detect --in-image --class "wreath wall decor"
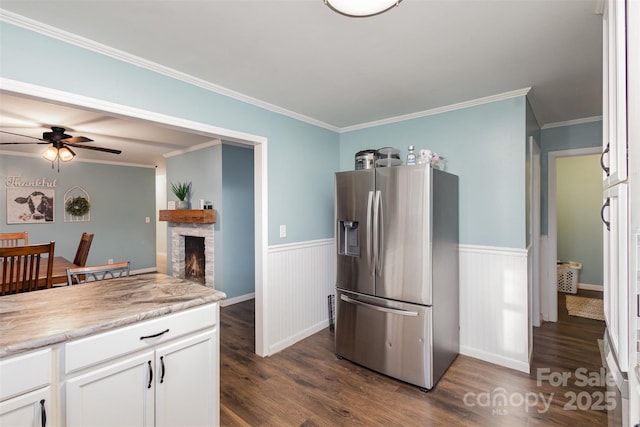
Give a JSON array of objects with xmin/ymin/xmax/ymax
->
[
  {"xmin": 64, "ymin": 186, "xmax": 91, "ymax": 222},
  {"xmin": 65, "ymin": 196, "xmax": 91, "ymax": 217}
]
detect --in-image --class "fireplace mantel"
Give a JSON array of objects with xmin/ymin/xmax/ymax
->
[{"xmin": 159, "ymin": 209, "xmax": 216, "ymax": 224}]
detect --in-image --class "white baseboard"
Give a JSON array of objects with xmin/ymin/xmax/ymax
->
[
  {"xmin": 577, "ymin": 283, "xmax": 604, "ymax": 292},
  {"xmin": 269, "ymin": 319, "xmax": 329, "ymax": 355},
  {"xmin": 220, "ymin": 293, "xmax": 255, "ymax": 307},
  {"xmin": 461, "ymin": 345, "xmax": 530, "ymax": 373}
]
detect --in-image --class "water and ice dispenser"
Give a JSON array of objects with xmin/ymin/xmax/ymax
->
[{"xmin": 338, "ymin": 220, "xmax": 359, "ymax": 256}]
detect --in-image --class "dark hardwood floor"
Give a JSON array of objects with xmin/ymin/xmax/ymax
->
[{"xmin": 220, "ymin": 290, "xmax": 606, "ymax": 426}]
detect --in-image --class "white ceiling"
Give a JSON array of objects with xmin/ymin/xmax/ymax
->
[{"xmin": 0, "ymin": 0, "xmax": 603, "ymax": 165}]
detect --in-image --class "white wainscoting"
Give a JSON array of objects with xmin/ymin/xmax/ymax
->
[
  {"xmin": 266, "ymin": 238, "xmax": 335, "ymax": 355},
  {"xmin": 264, "ymin": 240, "xmax": 531, "ymax": 373},
  {"xmin": 459, "ymin": 244, "xmax": 530, "ymax": 373}
]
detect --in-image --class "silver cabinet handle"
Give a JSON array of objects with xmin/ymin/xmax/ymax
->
[{"xmin": 340, "ymin": 294, "xmax": 418, "ymax": 317}]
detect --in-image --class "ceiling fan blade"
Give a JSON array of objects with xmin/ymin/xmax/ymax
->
[
  {"xmin": 0, "ymin": 130, "xmax": 46, "ymax": 141},
  {"xmin": 62, "ymin": 136, "xmax": 93, "ymax": 144},
  {"xmin": 70, "ymin": 144, "xmax": 122, "ymax": 154},
  {"xmin": 0, "ymin": 141, "xmax": 48, "ymax": 145}
]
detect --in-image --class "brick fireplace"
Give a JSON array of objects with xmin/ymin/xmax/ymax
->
[
  {"xmin": 160, "ymin": 209, "xmax": 216, "ymax": 288},
  {"xmin": 170, "ymin": 223, "xmax": 214, "ymax": 287}
]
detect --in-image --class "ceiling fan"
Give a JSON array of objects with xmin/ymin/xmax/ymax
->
[{"xmin": 0, "ymin": 126, "xmax": 122, "ymax": 170}]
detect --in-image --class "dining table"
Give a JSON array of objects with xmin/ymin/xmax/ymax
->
[
  {"xmin": 48, "ymin": 256, "xmax": 81, "ymax": 286},
  {"xmin": 1, "ymin": 256, "xmax": 80, "ymax": 288}
]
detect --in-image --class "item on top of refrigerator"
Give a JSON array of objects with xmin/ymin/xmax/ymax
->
[
  {"xmin": 406, "ymin": 145, "xmax": 417, "ymax": 165},
  {"xmin": 418, "ymin": 149, "xmax": 432, "ymax": 165},
  {"xmin": 355, "ymin": 149, "xmax": 379, "ymax": 170},
  {"xmin": 417, "ymin": 149, "xmax": 446, "ymax": 170},
  {"xmin": 375, "ymin": 147, "xmax": 402, "ymax": 167}
]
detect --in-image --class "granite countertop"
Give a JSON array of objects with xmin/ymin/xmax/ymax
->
[{"xmin": 0, "ymin": 273, "xmax": 226, "ymax": 358}]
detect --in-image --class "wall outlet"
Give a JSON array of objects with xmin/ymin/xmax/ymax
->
[
  {"xmin": 108, "ymin": 259, "xmax": 114, "ymax": 264},
  {"xmin": 145, "ymin": 216, "xmax": 150, "ymax": 223},
  {"xmin": 279, "ymin": 225, "xmax": 287, "ymax": 238}
]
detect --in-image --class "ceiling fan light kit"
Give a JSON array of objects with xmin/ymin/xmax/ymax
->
[
  {"xmin": 42, "ymin": 144, "xmax": 75, "ymax": 162},
  {"xmin": 324, "ymin": 0, "xmax": 402, "ymax": 17},
  {"xmin": 1, "ymin": 126, "xmax": 122, "ymax": 171}
]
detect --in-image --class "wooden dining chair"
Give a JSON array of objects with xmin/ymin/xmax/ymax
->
[
  {"xmin": 0, "ymin": 231, "xmax": 29, "ymax": 248},
  {"xmin": 0, "ymin": 241, "xmax": 55, "ymax": 295},
  {"xmin": 73, "ymin": 232, "xmax": 94, "ymax": 267},
  {"xmin": 66, "ymin": 261, "xmax": 130, "ymax": 285}
]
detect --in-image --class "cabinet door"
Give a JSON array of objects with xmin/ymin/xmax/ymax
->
[
  {"xmin": 155, "ymin": 329, "xmax": 218, "ymax": 427},
  {"xmin": 0, "ymin": 387, "xmax": 50, "ymax": 427},
  {"xmin": 66, "ymin": 351, "xmax": 154, "ymax": 427},
  {"xmin": 603, "ymin": 183, "xmax": 629, "ymax": 371},
  {"xmin": 602, "ymin": 0, "xmax": 628, "ymax": 186}
]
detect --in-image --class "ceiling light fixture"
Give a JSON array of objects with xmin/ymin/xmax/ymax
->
[
  {"xmin": 42, "ymin": 142, "xmax": 76, "ymax": 171},
  {"xmin": 324, "ymin": 0, "xmax": 402, "ymax": 17}
]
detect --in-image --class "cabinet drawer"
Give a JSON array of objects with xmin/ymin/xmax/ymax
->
[
  {"xmin": 65, "ymin": 303, "xmax": 218, "ymax": 374},
  {"xmin": 0, "ymin": 348, "xmax": 52, "ymax": 401}
]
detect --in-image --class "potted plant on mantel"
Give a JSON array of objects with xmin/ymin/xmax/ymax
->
[{"xmin": 171, "ymin": 181, "xmax": 192, "ymax": 209}]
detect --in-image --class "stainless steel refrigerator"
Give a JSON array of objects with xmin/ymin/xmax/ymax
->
[{"xmin": 334, "ymin": 163, "xmax": 459, "ymax": 390}]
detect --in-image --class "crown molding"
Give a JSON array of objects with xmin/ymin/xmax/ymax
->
[
  {"xmin": 341, "ymin": 88, "xmax": 532, "ymax": 133},
  {"xmin": 541, "ymin": 116, "xmax": 602, "ymax": 130},
  {"xmin": 0, "ymin": 9, "xmax": 340, "ymax": 133}
]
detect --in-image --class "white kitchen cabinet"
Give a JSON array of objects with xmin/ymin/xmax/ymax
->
[
  {"xmin": 0, "ymin": 387, "xmax": 51, "ymax": 427},
  {"xmin": 602, "ymin": 0, "xmax": 627, "ymax": 187},
  {"xmin": 0, "ymin": 348, "xmax": 52, "ymax": 427},
  {"xmin": 64, "ymin": 303, "xmax": 219, "ymax": 427},
  {"xmin": 66, "ymin": 352, "xmax": 155, "ymax": 427},
  {"xmin": 603, "ymin": 182, "xmax": 629, "ymax": 371},
  {"xmin": 155, "ymin": 330, "xmax": 218, "ymax": 427}
]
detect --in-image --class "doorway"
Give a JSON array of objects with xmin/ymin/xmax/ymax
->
[
  {"xmin": 545, "ymin": 147, "xmax": 602, "ymax": 322},
  {"xmin": 0, "ymin": 78, "xmax": 270, "ymax": 356}
]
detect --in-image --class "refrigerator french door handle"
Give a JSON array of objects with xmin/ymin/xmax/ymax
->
[
  {"xmin": 340, "ymin": 294, "xmax": 419, "ymax": 317},
  {"xmin": 366, "ymin": 191, "xmax": 374, "ymax": 276},
  {"xmin": 373, "ymin": 190, "xmax": 381, "ymax": 276},
  {"xmin": 375, "ymin": 190, "xmax": 383, "ymax": 277}
]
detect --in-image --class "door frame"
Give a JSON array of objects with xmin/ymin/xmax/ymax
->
[
  {"xmin": 544, "ymin": 146, "xmax": 601, "ymax": 322},
  {"xmin": 0, "ymin": 77, "xmax": 270, "ymax": 356},
  {"xmin": 529, "ymin": 137, "xmax": 542, "ymax": 327}
]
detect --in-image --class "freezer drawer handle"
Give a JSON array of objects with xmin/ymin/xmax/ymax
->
[{"xmin": 340, "ymin": 294, "xmax": 419, "ymax": 317}]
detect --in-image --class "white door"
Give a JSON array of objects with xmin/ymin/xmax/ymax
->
[
  {"xmin": 0, "ymin": 387, "xmax": 50, "ymax": 427},
  {"xmin": 66, "ymin": 351, "xmax": 154, "ymax": 427},
  {"xmin": 155, "ymin": 329, "xmax": 218, "ymax": 427}
]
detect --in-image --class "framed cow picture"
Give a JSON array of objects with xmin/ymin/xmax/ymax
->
[{"xmin": 6, "ymin": 188, "xmax": 55, "ymax": 224}]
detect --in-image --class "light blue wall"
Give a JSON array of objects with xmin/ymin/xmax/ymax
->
[
  {"xmin": 556, "ymin": 154, "xmax": 603, "ymax": 286},
  {"xmin": 166, "ymin": 144, "xmax": 255, "ymax": 298},
  {"xmin": 0, "ymin": 155, "xmax": 156, "ymax": 269},
  {"xmin": 222, "ymin": 144, "xmax": 255, "ymax": 298},
  {"xmin": 0, "ymin": 22, "xmax": 340, "ymax": 246},
  {"xmin": 339, "ymin": 97, "xmax": 528, "ymax": 248},
  {"xmin": 539, "ymin": 120, "xmax": 602, "ymax": 234}
]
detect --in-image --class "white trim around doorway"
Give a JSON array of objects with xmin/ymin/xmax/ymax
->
[
  {"xmin": 545, "ymin": 146, "xmax": 602, "ymax": 322},
  {"xmin": 0, "ymin": 77, "xmax": 270, "ymax": 356}
]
